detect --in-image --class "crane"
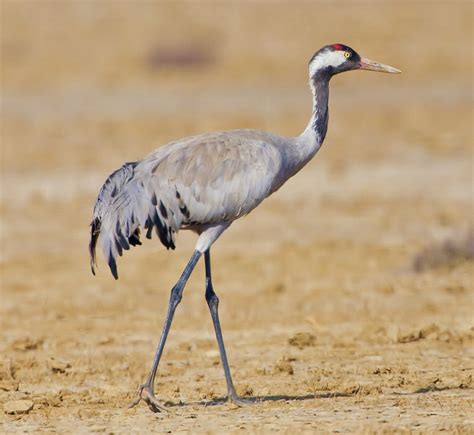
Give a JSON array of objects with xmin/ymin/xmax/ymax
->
[{"xmin": 89, "ymin": 44, "xmax": 400, "ymax": 413}]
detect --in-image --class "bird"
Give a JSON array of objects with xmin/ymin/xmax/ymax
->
[{"xmin": 89, "ymin": 43, "xmax": 400, "ymax": 413}]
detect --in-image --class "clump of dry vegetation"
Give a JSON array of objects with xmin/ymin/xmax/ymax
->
[
  {"xmin": 288, "ymin": 332, "xmax": 316, "ymax": 349},
  {"xmin": 412, "ymin": 230, "xmax": 474, "ymax": 272}
]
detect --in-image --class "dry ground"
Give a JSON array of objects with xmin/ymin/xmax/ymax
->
[{"xmin": 1, "ymin": 1, "xmax": 473, "ymax": 433}]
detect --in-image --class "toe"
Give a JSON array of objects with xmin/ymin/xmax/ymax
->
[
  {"xmin": 129, "ymin": 384, "xmax": 168, "ymax": 413},
  {"xmin": 229, "ymin": 395, "xmax": 254, "ymax": 406}
]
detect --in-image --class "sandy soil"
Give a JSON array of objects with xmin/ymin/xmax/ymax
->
[{"xmin": 1, "ymin": 1, "xmax": 473, "ymax": 433}]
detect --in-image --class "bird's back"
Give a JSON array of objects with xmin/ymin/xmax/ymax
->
[{"xmin": 138, "ymin": 129, "xmax": 288, "ymax": 225}]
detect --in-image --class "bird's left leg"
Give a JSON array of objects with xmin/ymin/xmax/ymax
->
[
  {"xmin": 204, "ymin": 249, "xmax": 252, "ymax": 406},
  {"xmin": 129, "ymin": 250, "xmax": 202, "ymax": 413}
]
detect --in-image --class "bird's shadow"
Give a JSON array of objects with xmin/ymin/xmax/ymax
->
[
  {"xmin": 167, "ymin": 391, "xmax": 352, "ymax": 409},
  {"xmin": 397, "ymin": 384, "xmax": 461, "ymax": 395},
  {"xmin": 164, "ymin": 383, "xmax": 463, "ymax": 409}
]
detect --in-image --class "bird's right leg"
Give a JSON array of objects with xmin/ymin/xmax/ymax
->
[
  {"xmin": 204, "ymin": 250, "xmax": 252, "ymax": 406},
  {"xmin": 129, "ymin": 250, "xmax": 201, "ymax": 413}
]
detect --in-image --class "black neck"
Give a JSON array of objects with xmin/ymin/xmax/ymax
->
[{"xmin": 310, "ymin": 74, "xmax": 330, "ymax": 143}]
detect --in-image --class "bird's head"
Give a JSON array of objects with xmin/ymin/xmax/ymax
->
[{"xmin": 309, "ymin": 44, "xmax": 401, "ymax": 79}]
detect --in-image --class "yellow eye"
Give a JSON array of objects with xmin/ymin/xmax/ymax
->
[{"xmin": 344, "ymin": 51, "xmax": 352, "ymax": 59}]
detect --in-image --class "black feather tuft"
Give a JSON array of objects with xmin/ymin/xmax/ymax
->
[
  {"xmin": 115, "ymin": 221, "xmax": 130, "ymax": 250},
  {"xmin": 108, "ymin": 248, "xmax": 118, "ymax": 280},
  {"xmin": 153, "ymin": 209, "xmax": 170, "ymax": 248},
  {"xmin": 89, "ymin": 218, "xmax": 101, "ymax": 275},
  {"xmin": 115, "ymin": 238, "xmax": 123, "ymax": 257},
  {"xmin": 159, "ymin": 200, "xmax": 168, "ymax": 219},
  {"xmin": 145, "ymin": 218, "xmax": 153, "ymax": 239},
  {"xmin": 129, "ymin": 229, "xmax": 142, "ymax": 246}
]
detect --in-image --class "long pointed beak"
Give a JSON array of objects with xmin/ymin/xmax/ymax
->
[{"xmin": 359, "ymin": 57, "xmax": 401, "ymax": 74}]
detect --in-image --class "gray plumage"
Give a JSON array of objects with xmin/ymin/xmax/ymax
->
[{"xmin": 90, "ymin": 129, "xmax": 316, "ymax": 279}]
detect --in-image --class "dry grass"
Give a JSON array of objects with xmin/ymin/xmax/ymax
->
[{"xmin": 412, "ymin": 230, "xmax": 474, "ymax": 272}]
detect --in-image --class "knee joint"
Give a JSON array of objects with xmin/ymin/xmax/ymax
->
[
  {"xmin": 170, "ymin": 285, "xmax": 183, "ymax": 307},
  {"xmin": 205, "ymin": 286, "xmax": 219, "ymax": 307}
]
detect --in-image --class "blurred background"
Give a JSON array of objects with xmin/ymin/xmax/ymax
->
[{"xmin": 1, "ymin": 1, "xmax": 472, "ymax": 432}]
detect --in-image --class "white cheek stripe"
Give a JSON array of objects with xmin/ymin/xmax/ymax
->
[{"xmin": 309, "ymin": 51, "xmax": 346, "ymax": 77}]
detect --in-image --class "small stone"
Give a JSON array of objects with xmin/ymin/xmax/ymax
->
[
  {"xmin": 47, "ymin": 358, "xmax": 71, "ymax": 373},
  {"xmin": 204, "ymin": 349, "xmax": 219, "ymax": 358},
  {"xmin": 288, "ymin": 332, "xmax": 316, "ymax": 349},
  {"xmin": 239, "ymin": 384, "xmax": 254, "ymax": 395},
  {"xmin": 0, "ymin": 380, "xmax": 19, "ymax": 391},
  {"xmin": 11, "ymin": 337, "xmax": 43, "ymax": 351},
  {"xmin": 3, "ymin": 399, "xmax": 34, "ymax": 415},
  {"xmin": 274, "ymin": 359, "xmax": 294, "ymax": 375}
]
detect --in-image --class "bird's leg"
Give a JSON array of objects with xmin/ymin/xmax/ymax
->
[
  {"xmin": 129, "ymin": 250, "xmax": 202, "ymax": 413},
  {"xmin": 204, "ymin": 250, "xmax": 251, "ymax": 406}
]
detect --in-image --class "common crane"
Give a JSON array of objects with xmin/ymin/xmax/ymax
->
[{"xmin": 89, "ymin": 43, "xmax": 400, "ymax": 412}]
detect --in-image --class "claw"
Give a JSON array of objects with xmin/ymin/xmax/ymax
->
[
  {"xmin": 128, "ymin": 384, "xmax": 169, "ymax": 413},
  {"xmin": 229, "ymin": 394, "xmax": 254, "ymax": 407}
]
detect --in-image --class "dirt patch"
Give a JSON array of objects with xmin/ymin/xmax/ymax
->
[
  {"xmin": 288, "ymin": 332, "xmax": 316, "ymax": 349},
  {"xmin": 412, "ymin": 230, "xmax": 474, "ymax": 272}
]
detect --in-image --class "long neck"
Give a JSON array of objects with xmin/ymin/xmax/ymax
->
[
  {"xmin": 279, "ymin": 72, "xmax": 331, "ymax": 181},
  {"xmin": 303, "ymin": 74, "xmax": 330, "ymax": 145}
]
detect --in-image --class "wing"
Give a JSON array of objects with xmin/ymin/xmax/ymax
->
[{"xmin": 138, "ymin": 129, "xmax": 284, "ymax": 225}]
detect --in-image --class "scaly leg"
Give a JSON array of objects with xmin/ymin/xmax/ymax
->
[
  {"xmin": 129, "ymin": 250, "xmax": 202, "ymax": 412},
  {"xmin": 204, "ymin": 250, "xmax": 251, "ymax": 406}
]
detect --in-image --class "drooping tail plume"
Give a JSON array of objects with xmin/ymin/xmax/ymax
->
[{"xmin": 89, "ymin": 161, "xmax": 179, "ymax": 279}]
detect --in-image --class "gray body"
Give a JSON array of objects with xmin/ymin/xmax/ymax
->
[{"xmin": 91, "ymin": 126, "xmax": 322, "ymax": 278}]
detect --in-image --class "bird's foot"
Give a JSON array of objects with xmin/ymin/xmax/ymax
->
[
  {"xmin": 128, "ymin": 384, "xmax": 168, "ymax": 413},
  {"xmin": 228, "ymin": 393, "xmax": 255, "ymax": 407}
]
